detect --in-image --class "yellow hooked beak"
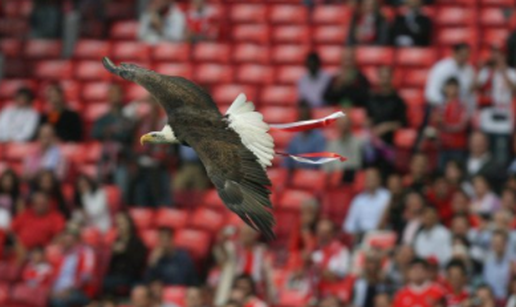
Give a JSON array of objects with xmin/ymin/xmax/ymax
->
[{"xmin": 140, "ymin": 133, "xmax": 154, "ymax": 145}]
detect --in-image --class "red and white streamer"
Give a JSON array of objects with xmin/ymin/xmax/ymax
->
[{"xmin": 276, "ymin": 152, "xmax": 347, "ymax": 165}]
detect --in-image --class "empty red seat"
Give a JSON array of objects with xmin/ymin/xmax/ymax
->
[
  {"xmin": 211, "ymin": 84, "xmax": 258, "ymax": 106},
  {"xmin": 277, "ymin": 189, "xmax": 315, "ymax": 211},
  {"xmin": 174, "ymin": 229, "xmax": 211, "ymax": 259},
  {"xmin": 10, "ymin": 283, "xmax": 49, "ymax": 307},
  {"xmin": 82, "ymin": 82, "xmax": 111, "ymax": 102},
  {"xmin": 155, "ymin": 208, "xmax": 189, "ymax": 229},
  {"xmin": 154, "ymin": 63, "xmax": 193, "ymax": 79},
  {"xmin": 85, "ymin": 142, "xmax": 102, "ymax": 163},
  {"xmin": 435, "ymin": 0, "xmax": 477, "ymax": 4},
  {"xmin": 437, "ymin": 28, "xmax": 478, "ymax": 46},
  {"xmin": 110, "ymin": 21, "xmax": 139, "ymax": 40},
  {"xmin": 140, "ymin": 229, "xmax": 158, "ymax": 249},
  {"xmin": 104, "ymin": 185, "xmax": 121, "ymax": 213},
  {"xmin": 24, "ymin": 39, "xmax": 62, "ymax": 58},
  {"xmin": 260, "ymin": 85, "xmax": 298, "ymax": 106},
  {"xmin": 233, "ymin": 44, "xmax": 270, "ymax": 64},
  {"xmin": 480, "ymin": 8, "xmax": 507, "ymax": 27},
  {"xmin": 313, "ymin": 26, "xmax": 347, "ymax": 45},
  {"xmin": 126, "ymin": 83, "xmax": 150, "ymax": 101},
  {"xmin": 73, "ymin": 40, "xmax": 111, "ymax": 60},
  {"xmin": 394, "ymin": 129, "xmax": 418, "ymax": 149},
  {"xmin": 362, "ymin": 231, "xmax": 397, "ymax": 250},
  {"xmin": 60, "ymin": 80, "xmax": 81, "ymax": 101},
  {"xmin": 0, "ymin": 38, "xmax": 22, "ymax": 57},
  {"xmin": 269, "ymin": 129, "xmax": 294, "ymax": 151},
  {"xmin": 194, "ymin": 64, "xmax": 233, "ymax": 84},
  {"xmin": 129, "ymin": 208, "xmax": 155, "ymax": 230},
  {"xmin": 399, "ymin": 88, "xmax": 425, "ymax": 105},
  {"xmin": 272, "ymin": 25, "xmax": 310, "ymax": 44},
  {"xmin": 435, "ymin": 7, "xmax": 476, "ymax": 26},
  {"xmin": 276, "ymin": 65, "xmax": 305, "ymax": 85},
  {"xmin": 230, "ymin": 4, "xmax": 267, "ymax": 23},
  {"xmin": 482, "ymin": 28, "xmax": 510, "ymax": 47},
  {"xmin": 290, "ymin": 169, "xmax": 327, "ymax": 192},
  {"xmin": 356, "ymin": 47, "xmax": 395, "ymax": 66},
  {"xmin": 203, "ymin": 189, "xmax": 225, "ymax": 210},
  {"xmin": 112, "ymin": 42, "xmax": 151, "ymax": 61},
  {"xmin": 395, "ymin": 48, "xmax": 437, "ymax": 67},
  {"xmin": 232, "ymin": 25, "xmax": 270, "ymax": 44},
  {"xmin": 0, "ymin": 79, "xmax": 36, "ymax": 100},
  {"xmin": 267, "ymin": 168, "xmax": 289, "ymax": 192},
  {"xmin": 34, "ymin": 60, "xmax": 73, "ymax": 79},
  {"xmin": 189, "ymin": 208, "xmax": 225, "ymax": 232},
  {"xmin": 0, "ymin": 282, "xmax": 8, "ymax": 305},
  {"xmin": 84, "ymin": 103, "xmax": 108, "ymax": 122},
  {"xmin": 0, "ymin": 261, "xmax": 21, "ymax": 282},
  {"xmin": 162, "ymin": 286, "xmax": 186, "ymax": 306},
  {"xmin": 5, "ymin": 143, "xmax": 37, "ymax": 162},
  {"xmin": 480, "ymin": 0, "xmax": 515, "ymax": 5},
  {"xmin": 270, "ymin": 5, "xmax": 308, "ymax": 24},
  {"xmin": 271, "ymin": 45, "xmax": 310, "ymax": 64},
  {"xmin": 193, "ymin": 42, "xmax": 231, "ymax": 63},
  {"xmin": 260, "ymin": 106, "xmax": 298, "ymax": 124},
  {"xmin": 152, "ymin": 42, "xmax": 191, "ymax": 62},
  {"xmin": 321, "ymin": 187, "xmax": 354, "ymax": 225},
  {"xmin": 316, "ymin": 45, "xmax": 343, "ymax": 65},
  {"xmin": 75, "ymin": 61, "xmax": 113, "ymax": 81},
  {"xmin": 313, "ymin": 5, "xmax": 351, "ymax": 25},
  {"xmin": 401, "ymin": 69, "xmax": 429, "ymax": 88},
  {"xmin": 277, "ymin": 289, "xmax": 309, "ymax": 306},
  {"xmin": 81, "ymin": 226, "xmax": 102, "ymax": 247},
  {"xmin": 236, "ymin": 65, "xmax": 274, "ymax": 84}
]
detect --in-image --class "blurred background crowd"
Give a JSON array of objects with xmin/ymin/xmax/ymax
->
[{"xmin": 1, "ymin": 0, "xmax": 516, "ymax": 307}]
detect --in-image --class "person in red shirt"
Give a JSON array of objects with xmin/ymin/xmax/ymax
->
[
  {"xmin": 426, "ymin": 174, "xmax": 455, "ymax": 226},
  {"xmin": 442, "ymin": 260, "xmax": 469, "ymax": 307},
  {"xmin": 11, "ymin": 191, "xmax": 65, "ymax": 249},
  {"xmin": 21, "ymin": 246, "xmax": 54, "ymax": 287},
  {"xmin": 393, "ymin": 258, "xmax": 445, "ymax": 307}
]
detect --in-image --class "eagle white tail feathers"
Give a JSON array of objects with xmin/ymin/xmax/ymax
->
[{"xmin": 226, "ymin": 94, "xmax": 275, "ymax": 169}]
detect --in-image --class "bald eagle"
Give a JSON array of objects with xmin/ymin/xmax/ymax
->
[{"xmin": 102, "ymin": 57, "xmax": 276, "ymax": 240}]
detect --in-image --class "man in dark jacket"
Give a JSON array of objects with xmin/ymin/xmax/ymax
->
[{"xmin": 390, "ymin": 0, "xmax": 433, "ymax": 47}]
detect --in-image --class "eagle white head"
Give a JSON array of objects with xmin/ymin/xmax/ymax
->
[{"xmin": 140, "ymin": 125, "xmax": 178, "ymax": 145}]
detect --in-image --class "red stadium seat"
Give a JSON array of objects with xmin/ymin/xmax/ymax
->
[
  {"xmin": 211, "ymin": 84, "xmax": 258, "ymax": 106},
  {"xmin": 260, "ymin": 106, "xmax": 298, "ymax": 124},
  {"xmin": 277, "ymin": 289, "xmax": 309, "ymax": 306},
  {"xmin": 174, "ymin": 229, "xmax": 211, "ymax": 259},
  {"xmin": 193, "ymin": 42, "xmax": 231, "ymax": 63},
  {"xmin": 60, "ymin": 80, "xmax": 81, "ymax": 101},
  {"xmin": 233, "ymin": 44, "xmax": 270, "ymax": 64},
  {"xmin": 437, "ymin": 28, "xmax": 478, "ymax": 46},
  {"xmin": 276, "ymin": 65, "xmax": 305, "ymax": 85},
  {"xmin": 85, "ymin": 142, "xmax": 102, "ymax": 163},
  {"xmin": 129, "ymin": 208, "xmax": 155, "ymax": 230},
  {"xmin": 155, "ymin": 208, "xmax": 189, "ymax": 229},
  {"xmin": 480, "ymin": 0, "xmax": 515, "ymax": 5},
  {"xmin": 272, "ymin": 25, "xmax": 310, "ymax": 44},
  {"xmin": 290, "ymin": 169, "xmax": 327, "ymax": 192},
  {"xmin": 24, "ymin": 39, "xmax": 62, "ymax": 58},
  {"xmin": 232, "ymin": 25, "xmax": 270, "ymax": 44},
  {"xmin": 394, "ymin": 129, "xmax": 418, "ymax": 149},
  {"xmin": 0, "ymin": 38, "xmax": 22, "ymax": 57},
  {"xmin": 395, "ymin": 48, "xmax": 438, "ymax": 67},
  {"xmin": 271, "ymin": 45, "xmax": 310, "ymax": 64},
  {"xmin": 356, "ymin": 47, "xmax": 395, "ymax": 66},
  {"xmin": 435, "ymin": 7, "xmax": 476, "ymax": 26},
  {"xmin": 162, "ymin": 286, "xmax": 186, "ymax": 306},
  {"xmin": 194, "ymin": 64, "xmax": 233, "ymax": 84},
  {"xmin": 230, "ymin": 4, "xmax": 267, "ymax": 23},
  {"xmin": 270, "ymin": 5, "xmax": 309, "ymax": 24},
  {"xmin": 480, "ymin": 8, "xmax": 508, "ymax": 27},
  {"xmin": 0, "ymin": 79, "xmax": 36, "ymax": 100},
  {"xmin": 82, "ymin": 82, "xmax": 111, "ymax": 102},
  {"xmin": 0, "ymin": 282, "xmax": 8, "ymax": 305},
  {"xmin": 268, "ymin": 129, "xmax": 294, "ymax": 150},
  {"xmin": 267, "ymin": 168, "xmax": 289, "ymax": 192},
  {"xmin": 313, "ymin": 26, "xmax": 347, "ymax": 45},
  {"xmin": 362, "ymin": 231, "xmax": 397, "ymax": 250},
  {"xmin": 154, "ymin": 63, "xmax": 193, "ymax": 79},
  {"xmin": 482, "ymin": 28, "xmax": 510, "ymax": 47},
  {"xmin": 0, "ymin": 261, "xmax": 21, "ymax": 282},
  {"xmin": 81, "ymin": 226, "xmax": 102, "ymax": 247},
  {"xmin": 152, "ymin": 42, "xmax": 191, "ymax": 62},
  {"xmin": 435, "ymin": 0, "xmax": 477, "ymax": 4},
  {"xmin": 189, "ymin": 208, "xmax": 225, "ymax": 232},
  {"xmin": 277, "ymin": 189, "xmax": 315, "ymax": 211},
  {"xmin": 10, "ymin": 283, "xmax": 49, "ymax": 307},
  {"xmin": 73, "ymin": 40, "xmax": 111, "ymax": 60},
  {"xmin": 312, "ymin": 5, "xmax": 351, "ymax": 25},
  {"xmin": 5, "ymin": 142, "xmax": 37, "ymax": 162},
  {"xmin": 105, "ymin": 185, "xmax": 122, "ymax": 213},
  {"xmin": 34, "ymin": 60, "xmax": 73, "ymax": 80},
  {"xmin": 349, "ymin": 107, "xmax": 367, "ymax": 129},
  {"xmin": 112, "ymin": 42, "xmax": 151, "ymax": 61},
  {"xmin": 126, "ymin": 83, "xmax": 150, "ymax": 101},
  {"xmin": 75, "ymin": 61, "xmax": 113, "ymax": 81},
  {"xmin": 316, "ymin": 45, "xmax": 344, "ymax": 65},
  {"xmin": 236, "ymin": 65, "xmax": 274, "ymax": 85},
  {"xmin": 140, "ymin": 229, "xmax": 159, "ymax": 249},
  {"xmin": 260, "ymin": 85, "xmax": 297, "ymax": 106},
  {"xmin": 401, "ymin": 69, "xmax": 429, "ymax": 88},
  {"xmin": 322, "ymin": 187, "xmax": 354, "ymax": 225},
  {"xmin": 110, "ymin": 21, "xmax": 139, "ymax": 40},
  {"xmin": 203, "ymin": 189, "xmax": 225, "ymax": 210},
  {"xmin": 399, "ymin": 88, "xmax": 425, "ymax": 106}
]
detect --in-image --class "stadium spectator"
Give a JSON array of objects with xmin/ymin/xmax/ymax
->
[
  {"xmin": 425, "ymin": 43, "xmax": 475, "ymax": 114},
  {"xmin": 403, "ymin": 153, "xmax": 430, "ymax": 193},
  {"xmin": 507, "ymin": 278, "xmax": 516, "ymax": 307},
  {"xmin": 0, "ymin": 87, "xmax": 39, "ymax": 143},
  {"xmin": 470, "ymin": 175, "xmax": 500, "ymax": 215},
  {"xmin": 507, "ymin": 29, "xmax": 516, "ymax": 68},
  {"xmin": 73, "ymin": 174, "xmax": 111, "ymax": 233},
  {"xmin": 23, "ymin": 124, "xmax": 67, "ymax": 181},
  {"xmin": 344, "ymin": 167, "xmax": 391, "ymax": 237},
  {"xmin": 103, "ymin": 212, "xmax": 147, "ymax": 296},
  {"xmin": 322, "ymin": 116, "xmax": 364, "ymax": 182},
  {"xmin": 173, "ymin": 146, "xmax": 210, "ymax": 192},
  {"xmin": 352, "ymin": 252, "xmax": 392, "ymax": 307},
  {"xmin": 482, "ymin": 230, "xmax": 514, "ymax": 301},
  {"xmin": 466, "ymin": 131, "xmax": 506, "ymax": 191},
  {"xmin": 184, "ymin": 286, "xmax": 208, "ymax": 307},
  {"xmin": 40, "ymin": 83, "xmax": 83, "ymax": 142},
  {"xmin": 500, "ymin": 187, "xmax": 516, "ymax": 211},
  {"xmin": 186, "ymin": 0, "xmax": 216, "ymax": 42},
  {"xmin": 319, "ymin": 295, "xmax": 343, "ymax": 307},
  {"xmin": 392, "ymin": 258, "xmax": 445, "ymax": 307},
  {"xmin": 29, "ymin": 0, "xmax": 63, "ymax": 39},
  {"xmin": 385, "ymin": 245, "xmax": 415, "ymax": 289},
  {"xmin": 312, "ymin": 219, "xmax": 350, "ymax": 295},
  {"xmin": 413, "ymin": 206, "xmax": 452, "ymax": 266},
  {"xmin": 21, "ymin": 246, "xmax": 54, "ymax": 287},
  {"xmin": 347, "ymin": 0, "xmax": 389, "ymax": 46},
  {"xmin": 426, "ymin": 174, "xmax": 454, "ymax": 225},
  {"xmin": 378, "ymin": 174, "xmax": 405, "ymax": 234},
  {"xmin": 444, "ymin": 160, "xmax": 466, "ymax": 191},
  {"xmin": 390, "ymin": 0, "xmax": 432, "ymax": 47},
  {"xmin": 32, "ymin": 170, "xmax": 70, "ymax": 219},
  {"xmin": 148, "ymin": 279, "xmax": 184, "ymax": 307},
  {"xmin": 231, "ymin": 274, "xmax": 268, "ymax": 307},
  {"xmin": 11, "ymin": 191, "xmax": 65, "ymax": 249},
  {"xmin": 145, "ymin": 227, "xmax": 199, "ymax": 286},
  {"xmin": 443, "ymin": 260, "xmax": 469, "ymax": 307},
  {"xmin": 0, "ymin": 169, "xmax": 22, "ymax": 228},
  {"xmin": 323, "ymin": 48, "xmax": 370, "ymax": 108},
  {"xmin": 400, "ymin": 191, "xmax": 424, "ymax": 245},
  {"xmin": 138, "ymin": 0, "xmax": 186, "ymax": 44},
  {"xmin": 129, "ymin": 285, "xmax": 155, "ymax": 307},
  {"xmin": 49, "ymin": 225, "xmax": 96, "ymax": 307},
  {"xmin": 508, "ymin": 135, "xmax": 516, "ymax": 175},
  {"xmin": 471, "ymin": 285, "xmax": 497, "ymax": 307},
  {"xmin": 283, "ymin": 104, "xmax": 326, "ymax": 170},
  {"xmin": 297, "ymin": 52, "xmax": 331, "ymax": 108},
  {"xmin": 474, "ymin": 46, "xmax": 516, "ymax": 166},
  {"xmin": 288, "ymin": 198, "xmax": 318, "ymax": 253}
]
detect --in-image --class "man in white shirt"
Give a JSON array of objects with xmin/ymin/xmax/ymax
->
[
  {"xmin": 0, "ymin": 88, "xmax": 39, "ymax": 142},
  {"xmin": 425, "ymin": 43, "xmax": 476, "ymax": 114},
  {"xmin": 138, "ymin": 0, "xmax": 186, "ymax": 44},
  {"xmin": 297, "ymin": 52, "xmax": 331, "ymax": 108},
  {"xmin": 344, "ymin": 168, "xmax": 391, "ymax": 237},
  {"xmin": 413, "ymin": 206, "xmax": 452, "ymax": 266}
]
